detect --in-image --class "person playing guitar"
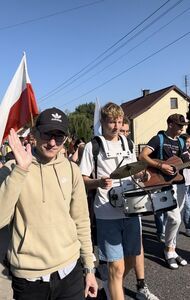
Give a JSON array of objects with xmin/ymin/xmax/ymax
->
[{"xmin": 139, "ymin": 113, "xmax": 189, "ymax": 270}]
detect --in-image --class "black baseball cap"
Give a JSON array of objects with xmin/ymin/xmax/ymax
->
[
  {"xmin": 167, "ymin": 114, "xmax": 189, "ymax": 126},
  {"xmin": 36, "ymin": 107, "xmax": 69, "ymax": 134}
]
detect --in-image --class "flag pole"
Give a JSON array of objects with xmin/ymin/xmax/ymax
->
[
  {"xmin": 30, "ymin": 112, "xmax": 34, "ymax": 127},
  {"xmin": 23, "ymin": 52, "xmax": 35, "ymax": 128}
]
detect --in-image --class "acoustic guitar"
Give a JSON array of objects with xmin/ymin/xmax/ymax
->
[{"xmin": 143, "ymin": 155, "xmax": 190, "ymax": 187}]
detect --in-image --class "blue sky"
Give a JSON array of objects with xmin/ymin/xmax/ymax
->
[{"xmin": 0, "ymin": 0, "xmax": 190, "ymax": 113}]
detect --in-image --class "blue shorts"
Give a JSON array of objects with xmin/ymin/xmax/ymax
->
[{"xmin": 96, "ymin": 217, "xmax": 141, "ymax": 262}]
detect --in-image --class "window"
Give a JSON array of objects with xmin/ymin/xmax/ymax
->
[{"xmin": 170, "ymin": 97, "xmax": 178, "ymax": 109}]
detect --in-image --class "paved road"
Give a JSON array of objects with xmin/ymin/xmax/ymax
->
[
  {"xmin": 0, "ymin": 216, "xmax": 189, "ymax": 300},
  {"xmin": 124, "ymin": 215, "xmax": 190, "ymax": 300}
]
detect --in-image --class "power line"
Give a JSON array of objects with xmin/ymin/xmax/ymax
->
[
  {"xmin": 40, "ymin": 5, "xmax": 190, "ymax": 104},
  {"xmin": 39, "ymin": 0, "xmax": 173, "ymax": 101},
  {"xmin": 39, "ymin": 0, "xmax": 185, "ymax": 103},
  {"xmin": 60, "ymin": 31, "xmax": 190, "ymax": 108},
  {"xmin": 0, "ymin": 0, "xmax": 103, "ymax": 31}
]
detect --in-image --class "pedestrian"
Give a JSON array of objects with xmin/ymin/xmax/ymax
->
[
  {"xmin": 120, "ymin": 119, "xmax": 159, "ymax": 300},
  {"xmin": 182, "ymin": 134, "xmax": 190, "ymax": 237},
  {"xmin": 69, "ymin": 138, "xmax": 86, "ymax": 165},
  {"xmin": 0, "ymin": 107, "xmax": 98, "ymax": 300},
  {"xmin": 139, "ymin": 113, "xmax": 188, "ymax": 270},
  {"xmin": 80, "ymin": 102, "xmax": 142, "ymax": 300}
]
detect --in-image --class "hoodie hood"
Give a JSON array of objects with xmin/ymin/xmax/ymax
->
[
  {"xmin": 32, "ymin": 148, "xmax": 65, "ymax": 166},
  {"xmin": 30, "ymin": 151, "xmax": 71, "ymax": 203}
]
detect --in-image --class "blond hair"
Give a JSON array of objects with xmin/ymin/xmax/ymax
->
[{"xmin": 101, "ymin": 102, "xmax": 124, "ymax": 121}]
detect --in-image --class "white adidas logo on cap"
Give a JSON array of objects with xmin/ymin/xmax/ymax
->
[{"xmin": 51, "ymin": 113, "xmax": 62, "ymax": 123}]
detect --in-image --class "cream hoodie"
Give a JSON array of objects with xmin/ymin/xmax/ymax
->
[{"xmin": 0, "ymin": 155, "xmax": 94, "ymax": 278}]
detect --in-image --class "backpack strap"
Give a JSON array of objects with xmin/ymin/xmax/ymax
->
[
  {"xmin": 91, "ymin": 136, "xmax": 102, "ymax": 179},
  {"xmin": 127, "ymin": 137, "xmax": 134, "ymax": 153},
  {"xmin": 118, "ymin": 135, "xmax": 126, "ymax": 151},
  {"xmin": 158, "ymin": 133, "xmax": 164, "ymax": 160},
  {"xmin": 158, "ymin": 133, "xmax": 185, "ymax": 159},
  {"xmin": 177, "ymin": 137, "xmax": 185, "ymax": 154}
]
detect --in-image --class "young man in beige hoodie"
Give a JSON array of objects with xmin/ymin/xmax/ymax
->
[{"xmin": 0, "ymin": 107, "xmax": 98, "ymax": 300}]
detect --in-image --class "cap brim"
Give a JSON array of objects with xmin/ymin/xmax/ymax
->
[{"xmin": 37, "ymin": 124, "xmax": 67, "ymax": 134}]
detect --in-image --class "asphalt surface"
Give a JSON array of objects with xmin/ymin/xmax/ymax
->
[
  {"xmin": 124, "ymin": 215, "xmax": 190, "ymax": 300},
  {"xmin": 0, "ymin": 216, "xmax": 189, "ymax": 300}
]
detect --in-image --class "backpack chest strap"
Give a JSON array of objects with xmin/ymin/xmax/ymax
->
[{"xmin": 97, "ymin": 135, "xmax": 131, "ymax": 159}]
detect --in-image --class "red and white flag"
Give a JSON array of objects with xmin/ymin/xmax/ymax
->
[{"xmin": 0, "ymin": 53, "xmax": 39, "ymax": 144}]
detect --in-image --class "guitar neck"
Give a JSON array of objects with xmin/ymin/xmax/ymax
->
[{"xmin": 176, "ymin": 161, "xmax": 190, "ymax": 171}]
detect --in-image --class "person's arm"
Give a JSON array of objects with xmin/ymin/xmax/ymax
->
[
  {"xmin": 69, "ymin": 142, "xmax": 85, "ymax": 163},
  {"xmin": 83, "ymin": 175, "xmax": 112, "ymax": 190},
  {"xmin": 80, "ymin": 142, "xmax": 112, "ymax": 190},
  {"xmin": 0, "ymin": 129, "xmax": 33, "ymax": 228},
  {"xmin": 69, "ymin": 147, "xmax": 79, "ymax": 163},
  {"xmin": 139, "ymin": 146, "xmax": 175, "ymax": 175},
  {"xmin": 69, "ymin": 163, "xmax": 98, "ymax": 297},
  {"xmin": 70, "ymin": 163, "xmax": 94, "ymax": 264}
]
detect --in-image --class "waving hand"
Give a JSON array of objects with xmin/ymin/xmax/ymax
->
[{"xmin": 8, "ymin": 129, "xmax": 32, "ymax": 170}]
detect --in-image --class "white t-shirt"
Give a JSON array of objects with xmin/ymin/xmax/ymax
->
[
  {"xmin": 183, "ymin": 168, "xmax": 190, "ymax": 186},
  {"xmin": 80, "ymin": 137, "xmax": 137, "ymax": 219}
]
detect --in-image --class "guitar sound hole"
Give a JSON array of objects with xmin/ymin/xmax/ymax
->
[{"xmin": 164, "ymin": 174, "xmax": 175, "ymax": 181}]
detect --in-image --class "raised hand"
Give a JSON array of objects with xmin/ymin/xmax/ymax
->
[{"xmin": 8, "ymin": 128, "xmax": 32, "ymax": 170}]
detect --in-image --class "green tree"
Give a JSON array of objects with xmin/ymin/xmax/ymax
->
[
  {"xmin": 74, "ymin": 102, "xmax": 95, "ymax": 119},
  {"xmin": 68, "ymin": 102, "xmax": 95, "ymax": 141}
]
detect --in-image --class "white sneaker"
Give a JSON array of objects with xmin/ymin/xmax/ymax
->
[
  {"xmin": 175, "ymin": 255, "xmax": 187, "ymax": 266},
  {"xmin": 164, "ymin": 251, "xmax": 178, "ymax": 269},
  {"xmin": 185, "ymin": 228, "xmax": 190, "ymax": 237},
  {"xmin": 136, "ymin": 284, "xmax": 159, "ymax": 300}
]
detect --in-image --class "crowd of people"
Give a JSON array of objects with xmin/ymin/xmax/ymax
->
[{"xmin": 0, "ymin": 104, "xmax": 189, "ymax": 300}]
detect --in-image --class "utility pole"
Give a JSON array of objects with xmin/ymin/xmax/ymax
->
[
  {"xmin": 185, "ymin": 75, "xmax": 190, "ymax": 134},
  {"xmin": 185, "ymin": 75, "xmax": 188, "ymax": 96}
]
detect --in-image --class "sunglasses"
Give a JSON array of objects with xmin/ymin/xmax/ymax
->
[{"xmin": 40, "ymin": 132, "xmax": 65, "ymax": 143}]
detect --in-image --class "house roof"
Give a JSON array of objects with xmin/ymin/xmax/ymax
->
[{"xmin": 121, "ymin": 85, "xmax": 190, "ymax": 119}]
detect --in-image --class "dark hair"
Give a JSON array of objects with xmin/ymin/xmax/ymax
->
[
  {"xmin": 74, "ymin": 138, "xmax": 85, "ymax": 151},
  {"xmin": 180, "ymin": 134, "xmax": 190, "ymax": 141},
  {"xmin": 123, "ymin": 116, "xmax": 130, "ymax": 125}
]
